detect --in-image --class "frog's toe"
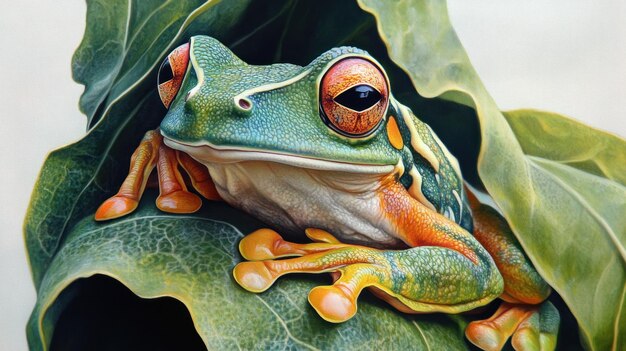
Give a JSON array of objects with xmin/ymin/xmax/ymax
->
[
  {"xmin": 156, "ymin": 190, "xmax": 202, "ymax": 214},
  {"xmin": 233, "ymin": 261, "xmax": 277, "ymax": 293},
  {"xmin": 512, "ymin": 301, "xmax": 559, "ymax": 351},
  {"xmin": 95, "ymin": 129, "xmax": 159, "ymax": 221},
  {"xmin": 309, "ymin": 285, "xmax": 356, "ymax": 323},
  {"xmin": 304, "ymin": 228, "xmax": 341, "ymax": 244},
  {"xmin": 308, "ymin": 263, "xmax": 382, "ymax": 323},
  {"xmin": 238, "ymin": 228, "xmax": 349, "ymax": 260},
  {"xmin": 466, "ymin": 301, "xmax": 559, "ymax": 351},
  {"xmin": 239, "ymin": 229, "xmax": 287, "ymax": 260},
  {"xmin": 466, "ymin": 320, "xmax": 510, "ymax": 351},
  {"xmin": 95, "ymin": 196, "xmax": 139, "ymax": 221}
]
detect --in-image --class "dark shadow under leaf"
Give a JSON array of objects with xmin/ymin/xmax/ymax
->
[{"xmin": 51, "ymin": 275, "xmax": 206, "ymax": 351}]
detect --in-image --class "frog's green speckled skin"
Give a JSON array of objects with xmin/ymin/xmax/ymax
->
[
  {"xmin": 154, "ymin": 36, "xmax": 556, "ymax": 349},
  {"xmin": 161, "ymin": 36, "xmax": 472, "ymax": 233}
]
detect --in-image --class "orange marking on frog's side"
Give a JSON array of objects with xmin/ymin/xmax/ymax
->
[{"xmin": 386, "ymin": 115, "xmax": 404, "ymax": 150}]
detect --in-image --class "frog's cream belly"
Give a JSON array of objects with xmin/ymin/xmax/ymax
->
[{"xmin": 204, "ymin": 161, "xmax": 404, "ymax": 248}]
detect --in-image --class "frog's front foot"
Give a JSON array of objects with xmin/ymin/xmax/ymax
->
[
  {"xmin": 95, "ymin": 129, "xmax": 221, "ymax": 221},
  {"xmin": 466, "ymin": 301, "xmax": 559, "ymax": 351},
  {"xmin": 233, "ymin": 228, "xmax": 503, "ymax": 323}
]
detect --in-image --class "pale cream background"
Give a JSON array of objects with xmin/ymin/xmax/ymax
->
[{"xmin": 0, "ymin": 1, "xmax": 624, "ymax": 350}]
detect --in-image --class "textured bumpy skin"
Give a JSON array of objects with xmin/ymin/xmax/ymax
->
[
  {"xmin": 100, "ymin": 36, "xmax": 559, "ymax": 350},
  {"xmin": 160, "ymin": 36, "xmax": 472, "ymax": 232}
]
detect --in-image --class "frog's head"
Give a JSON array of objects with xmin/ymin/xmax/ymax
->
[{"xmin": 159, "ymin": 35, "xmax": 404, "ymax": 175}]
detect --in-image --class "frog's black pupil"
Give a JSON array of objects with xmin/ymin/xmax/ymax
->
[
  {"xmin": 158, "ymin": 58, "xmax": 174, "ymax": 85},
  {"xmin": 333, "ymin": 84, "xmax": 382, "ymax": 112}
]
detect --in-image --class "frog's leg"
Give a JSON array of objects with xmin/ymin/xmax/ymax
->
[
  {"xmin": 95, "ymin": 129, "xmax": 220, "ymax": 221},
  {"xmin": 95, "ymin": 130, "xmax": 161, "ymax": 220},
  {"xmin": 177, "ymin": 151, "xmax": 222, "ymax": 201},
  {"xmin": 234, "ymin": 180, "xmax": 504, "ymax": 322},
  {"xmin": 464, "ymin": 189, "xmax": 559, "ymax": 350},
  {"xmin": 153, "ymin": 138, "xmax": 203, "ymax": 213}
]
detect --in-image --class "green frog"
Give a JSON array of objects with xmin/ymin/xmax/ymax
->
[{"xmin": 96, "ymin": 36, "xmax": 559, "ymax": 351}]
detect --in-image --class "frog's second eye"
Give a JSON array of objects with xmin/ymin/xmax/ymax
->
[
  {"xmin": 158, "ymin": 42, "xmax": 190, "ymax": 109},
  {"xmin": 320, "ymin": 57, "xmax": 389, "ymax": 137}
]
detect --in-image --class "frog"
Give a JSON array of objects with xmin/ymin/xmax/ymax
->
[{"xmin": 95, "ymin": 35, "xmax": 560, "ymax": 351}]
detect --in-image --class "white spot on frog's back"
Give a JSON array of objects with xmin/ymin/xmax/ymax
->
[
  {"xmin": 407, "ymin": 166, "xmax": 436, "ymax": 211},
  {"xmin": 444, "ymin": 206, "xmax": 456, "ymax": 222},
  {"xmin": 399, "ymin": 104, "xmax": 440, "ymax": 172}
]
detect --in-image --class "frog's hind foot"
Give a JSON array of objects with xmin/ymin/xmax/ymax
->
[
  {"xmin": 234, "ymin": 227, "xmax": 503, "ymax": 324},
  {"xmin": 95, "ymin": 129, "xmax": 220, "ymax": 221},
  {"xmin": 233, "ymin": 230, "xmax": 387, "ymax": 322},
  {"xmin": 466, "ymin": 301, "xmax": 559, "ymax": 351}
]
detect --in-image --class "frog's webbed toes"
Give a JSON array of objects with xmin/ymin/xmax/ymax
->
[
  {"xmin": 234, "ymin": 231, "xmax": 402, "ymax": 322},
  {"xmin": 466, "ymin": 301, "xmax": 559, "ymax": 351},
  {"xmin": 234, "ymin": 244, "xmax": 384, "ymax": 322}
]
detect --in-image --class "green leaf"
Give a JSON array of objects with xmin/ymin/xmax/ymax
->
[
  {"xmin": 504, "ymin": 110, "xmax": 626, "ymax": 186},
  {"xmin": 502, "ymin": 110, "xmax": 626, "ymax": 350},
  {"xmin": 356, "ymin": 0, "xmax": 625, "ymax": 349},
  {"xmin": 28, "ymin": 0, "xmax": 253, "ymax": 288},
  {"xmin": 28, "ymin": 193, "xmax": 469, "ymax": 350},
  {"xmin": 27, "ymin": 1, "xmax": 485, "ymax": 349}
]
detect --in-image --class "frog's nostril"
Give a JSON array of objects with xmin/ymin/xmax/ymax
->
[{"xmin": 236, "ymin": 97, "xmax": 253, "ymax": 112}]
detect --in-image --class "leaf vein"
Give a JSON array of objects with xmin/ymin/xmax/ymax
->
[
  {"xmin": 254, "ymin": 295, "xmax": 321, "ymax": 351},
  {"xmin": 412, "ymin": 320, "xmax": 431, "ymax": 351}
]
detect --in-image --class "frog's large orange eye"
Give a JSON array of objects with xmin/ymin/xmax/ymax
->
[
  {"xmin": 320, "ymin": 57, "xmax": 388, "ymax": 137},
  {"xmin": 158, "ymin": 42, "xmax": 190, "ymax": 108}
]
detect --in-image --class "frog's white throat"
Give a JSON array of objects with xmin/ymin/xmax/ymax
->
[{"xmin": 163, "ymin": 137, "xmax": 404, "ymax": 247}]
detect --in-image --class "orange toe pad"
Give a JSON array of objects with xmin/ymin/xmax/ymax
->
[
  {"xmin": 156, "ymin": 190, "xmax": 202, "ymax": 214},
  {"xmin": 95, "ymin": 196, "xmax": 139, "ymax": 221},
  {"xmin": 308, "ymin": 285, "xmax": 356, "ymax": 323}
]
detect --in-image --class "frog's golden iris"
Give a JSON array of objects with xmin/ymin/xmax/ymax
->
[{"xmin": 320, "ymin": 57, "xmax": 388, "ymax": 137}]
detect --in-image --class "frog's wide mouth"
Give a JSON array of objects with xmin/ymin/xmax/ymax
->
[{"xmin": 163, "ymin": 136, "xmax": 395, "ymax": 175}]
